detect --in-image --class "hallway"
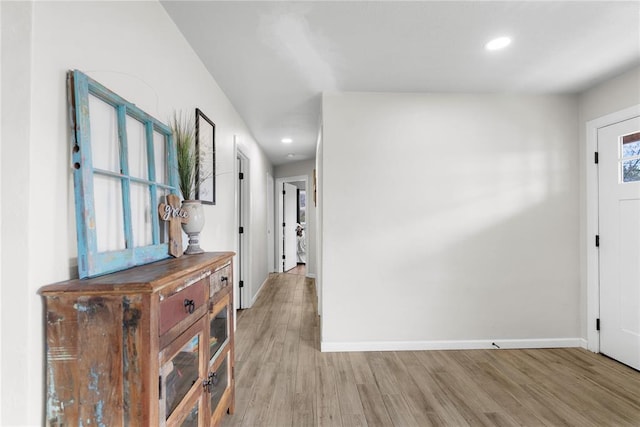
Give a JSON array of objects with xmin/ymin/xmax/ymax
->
[
  {"xmin": 223, "ymin": 273, "xmax": 640, "ymax": 426},
  {"xmin": 225, "ymin": 272, "xmax": 319, "ymax": 426},
  {"xmin": 285, "ymin": 263, "xmax": 306, "ymax": 276}
]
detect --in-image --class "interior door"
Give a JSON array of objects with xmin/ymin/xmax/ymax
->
[
  {"xmin": 283, "ymin": 183, "xmax": 298, "ymax": 272},
  {"xmin": 237, "ymin": 155, "xmax": 245, "ymax": 308},
  {"xmin": 598, "ymin": 116, "xmax": 640, "ymax": 371}
]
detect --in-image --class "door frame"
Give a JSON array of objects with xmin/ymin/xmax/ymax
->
[
  {"xmin": 267, "ymin": 173, "xmax": 276, "ymax": 273},
  {"xmin": 585, "ymin": 104, "xmax": 640, "ymax": 352},
  {"xmin": 275, "ymin": 175, "xmax": 309, "ymax": 273},
  {"xmin": 235, "ymin": 145, "xmax": 250, "ymax": 309}
]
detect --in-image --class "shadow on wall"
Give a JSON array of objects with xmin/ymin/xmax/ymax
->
[
  {"xmin": 325, "ymin": 137, "xmax": 578, "ymax": 343},
  {"xmin": 345, "ymin": 189, "xmax": 578, "ymax": 342}
]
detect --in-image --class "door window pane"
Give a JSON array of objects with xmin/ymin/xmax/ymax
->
[
  {"xmin": 622, "ymin": 132, "xmax": 640, "ymax": 182},
  {"xmin": 622, "ymin": 159, "xmax": 640, "ymax": 182},
  {"xmin": 622, "ymin": 132, "xmax": 640, "ymax": 158}
]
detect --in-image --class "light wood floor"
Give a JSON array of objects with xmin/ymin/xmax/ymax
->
[
  {"xmin": 223, "ymin": 273, "xmax": 640, "ymax": 426},
  {"xmin": 285, "ymin": 263, "xmax": 307, "ymax": 276}
]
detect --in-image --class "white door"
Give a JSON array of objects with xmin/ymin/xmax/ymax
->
[
  {"xmin": 237, "ymin": 155, "xmax": 246, "ymax": 308},
  {"xmin": 599, "ymin": 116, "xmax": 640, "ymax": 370},
  {"xmin": 283, "ymin": 183, "xmax": 298, "ymax": 272}
]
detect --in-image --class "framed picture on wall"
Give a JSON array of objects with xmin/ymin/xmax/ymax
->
[{"xmin": 195, "ymin": 108, "xmax": 215, "ymax": 204}]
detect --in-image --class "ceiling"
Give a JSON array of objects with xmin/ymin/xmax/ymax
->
[{"xmin": 162, "ymin": 1, "xmax": 640, "ymax": 166}]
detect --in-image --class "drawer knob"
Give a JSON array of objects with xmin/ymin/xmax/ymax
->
[
  {"xmin": 183, "ymin": 299, "xmax": 195, "ymax": 314},
  {"xmin": 221, "ymin": 276, "xmax": 228, "ymax": 283}
]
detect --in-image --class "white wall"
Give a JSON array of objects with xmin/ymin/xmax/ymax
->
[
  {"xmin": 0, "ymin": 1, "xmax": 271, "ymax": 424},
  {"xmin": 321, "ymin": 92, "xmax": 580, "ymax": 351},
  {"xmin": 0, "ymin": 0, "xmax": 2, "ymax": 417},
  {"xmin": 274, "ymin": 159, "xmax": 317, "ymax": 277},
  {"xmin": 577, "ymin": 66, "xmax": 640, "ymax": 339},
  {"xmin": 315, "ymin": 128, "xmax": 324, "ymax": 316},
  {"xmin": 1, "ymin": 2, "xmax": 34, "ymax": 423},
  {"xmin": 579, "ymin": 66, "xmax": 640, "ymax": 123},
  {"xmin": 234, "ymin": 136, "xmax": 272, "ymax": 306}
]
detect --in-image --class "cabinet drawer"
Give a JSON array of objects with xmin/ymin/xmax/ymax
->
[
  {"xmin": 210, "ymin": 264, "xmax": 231, "ymax": 297},
  {"xmin": 160, "ymin": 279, "xmax": 206, "ymax": 336}
]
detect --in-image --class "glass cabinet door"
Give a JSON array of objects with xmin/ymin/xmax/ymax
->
[
  {"xmin": 206, "ymin": 293, "xmax": 234, "ymax": 424},
  {"xmin": 209, "ymin": 299, "xmax": 229, "ymax": 361},
  {"xmin": 179, "ymin": 401, "xmax": 199, "ymax": 427},
  {"xmin": 208, "ymin": 351, "xmax": 230, "ymax": 421},
  {"xmin": 159, "ymin": 318, "xmax": 206, "ymax": 424},
  {"xmin": 164, "ymin": 334, "xmax": 200, "ymax": 418}
]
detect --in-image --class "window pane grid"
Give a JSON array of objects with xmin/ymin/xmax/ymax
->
[
  {"xmin": 93, "ymin": 175, "xmax": 125, "ymax": 252},
  {"xmin": 117, "ymin": 105, "xmax": 134, "ymax": 249},
  {"xmin": 145, "ymin": 122, "xmax": 161, "ymax": 245},
  {"xmin": 92, "ymin": 168, "xmax": 175, "ymax": 189},
  {"xmin": 71, "ymin": 69, "xmax": 178, "ymax": 278}
]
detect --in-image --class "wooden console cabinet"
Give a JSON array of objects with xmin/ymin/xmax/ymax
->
[{"xmin": 40, "ymin": 252, "xmax": 235, "ymax": 426}]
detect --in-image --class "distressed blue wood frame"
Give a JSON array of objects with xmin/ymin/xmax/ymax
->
[{"xmin": 68, "ymin": 70, "xmax": 179, "ymax": 278}]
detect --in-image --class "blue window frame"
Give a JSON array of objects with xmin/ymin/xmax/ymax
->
[{"xmin": 69, "ymin": 70, "xmax": 179, "ymax": 278}]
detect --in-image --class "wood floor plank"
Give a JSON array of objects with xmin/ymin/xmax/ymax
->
[
  {"xmin": 392, "ymin": 351, "xmax": 447, "ymax": 426},
  {"xmin": 295, "ymin": 339, "xmax": 317, "ymax": 394},
  {"xmin": 222, "ymin": 272, "xmax": 640, "ymax": 427},
  {"xmin": 348, "ymin": 352, "xmax": 377, "ymax": 386},
  {"xmin": 239, "ymin": 361, "xmax": 279, "ymax": 426},
  {"xmin": 292, "ymin": 391, "xmax": 316, "ymax": 427},
  {"xmin": 381, "ymin": 393, "xmax": 421, "ymax": 427},
  {"xmin": 316, "ymin": 355, "xmax": 343, "ymax": 427},
  {"xmin": 333, "ymin": 352, "xmax": 368, "ymax": 426},
  {"xmin": 356, "ymin": 383, "xmax": 393, "ymax": 427},
  {"xmin": 264, "ymin": 368, "xmax": 294, "ymax": 426}
]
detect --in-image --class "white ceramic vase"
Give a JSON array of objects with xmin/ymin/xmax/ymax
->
[{"xmin": 181, "ymin": 200, "xmax": 205, "ymax": 254}]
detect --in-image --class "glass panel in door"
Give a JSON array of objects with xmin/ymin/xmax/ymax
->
[
  {"xmin": 164, "ymin": 334, "xmax": 200, "ymax": 419},
  {"xmin": 209, "ymin": 305, "xmax": 228, "ymax": 360},
  {"xmin": 209, "ymin": 354, "xmax": 229, "ymax": 414},
  {"xmin": 180, "ymin": 401, "xmax": 199, "ymax": 427}
]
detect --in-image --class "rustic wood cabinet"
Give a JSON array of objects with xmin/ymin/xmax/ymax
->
[{"xmin": 40, "ymin": 252, "xmax": 235, "ymax": 426}]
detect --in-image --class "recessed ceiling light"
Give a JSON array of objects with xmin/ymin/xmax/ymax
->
[
  {"xmin": 281, "ymin": 138, "xmax": 293, "ymax": 144},
  {"xmin": 485, "ymin": 36, "xmax": 512, "ymax": 51},
  {"xmin": 286, "ymin": 153, "xmax": 295, "ymax": 158}
]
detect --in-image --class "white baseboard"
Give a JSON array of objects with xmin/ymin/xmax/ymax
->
[
  {"xmin": 320, "ymin": 338, "xmax": 586, "ymax": 353},
  {"xmin": 250, "ymin": 276, "xmax": 270, "ymax": 307}
]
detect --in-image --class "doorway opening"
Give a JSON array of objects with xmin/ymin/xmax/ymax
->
[
  {"xmin": 276, "ymin": 176, "xmax": 308, "ymax": 275},
  {"xmin": 586, "ymin": 105, "xmax": 640, "ymax": 371},
  {"xmin": 596, "ymin": 116, "xmax": 640, "ymax": 371}
]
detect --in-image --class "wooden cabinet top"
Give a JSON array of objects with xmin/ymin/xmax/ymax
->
[{"xmin": 40, "ymin": 252, "xmax": 234, "ymax": 295}]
